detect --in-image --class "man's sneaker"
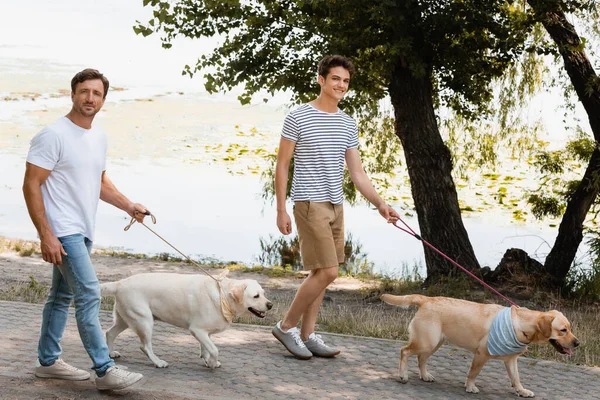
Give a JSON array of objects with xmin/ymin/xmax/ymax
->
[
  {"xmin": 35, "ymin": 359, "xmax": 90, "ymax": 380},
  {"xmin": 95, "ymin": 366, "xmax": 143, "ymax": 391},
  {"xmin": 304, "ymin": 333, "xmax": 340, "ymax": 357},
  {"xmin": 272, "ymin": 321, "xmax": 313, "ymax": 360}
]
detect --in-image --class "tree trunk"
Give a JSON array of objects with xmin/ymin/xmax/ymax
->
[
  {"xmin": 388, "ymin": 62, "xmax": 481, "ymax": 281},
  {"xmin": 545, "ymin": 149, "xmax": 600, "ymax": 282},
  {"xmin": 528, "ymin": 1, "xmax": 600, "ymax": 284}
]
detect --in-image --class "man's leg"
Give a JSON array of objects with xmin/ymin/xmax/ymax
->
[
  {"xmin": 56, "ymin": 234, "xmax": 114, "ymax": 375},
  {"xmin": 55, "ymin": 234, "xmax": 143, "ymax": 389},
  {"xmin": 37, "ymin": 264, "xmax": 74, "ymax": 366}
]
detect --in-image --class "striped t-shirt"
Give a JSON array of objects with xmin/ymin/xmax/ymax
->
[{"xmin": 281, "ymin": 103, "xmax": 359, "ymax": 204}]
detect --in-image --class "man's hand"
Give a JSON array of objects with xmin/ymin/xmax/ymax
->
[
  {"xmin": 40, "ymin": 234, "xmax": 67, "ymax": 265},
  {"xmin": 378, "ymin": 203, "xmax": 400, "ymax": 224},
  {"xmin": 127, "ymin": 203, "xmax": 148, "ymax": 222},
  {"xmin": 277, "ymin": 211, "xmax": 293, "ymax": 235}
]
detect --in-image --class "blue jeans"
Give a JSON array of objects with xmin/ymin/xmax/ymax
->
[{"xmin": 37, "ymin": 234, "xmax": 114, "ymax": 374}]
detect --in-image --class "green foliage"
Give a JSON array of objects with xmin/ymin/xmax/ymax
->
[
  {"xmin": 527, "ymin": 193, "xmax": 566, "ymax": 219},
  {"xmin": 136, "ymin": 0, "xmax": 534, "ymax": 119},
  {"xmin": 257, "ymin": 233, "xmax": 301, "ymax": 269},
  {"xmin": 257, "ymin": 232, "xmax": 374, "ymax": 275},
  {"xmin": 564, "ymin": 232, "xmax": 600, "ymax": 301},
  {"xmin": 534, "ymin": 150, "xmax": 565, "ymax": 174},
  {"xmin": 526, "ymin": 127, "xmax": 600, "ymax": 220},
  {"xmin": 565, "ymin": 127, "xmax": 596, "ymax": 161}
]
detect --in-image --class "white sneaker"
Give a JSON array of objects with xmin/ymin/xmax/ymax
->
[
  {"xmin": 35, "ymin": 359, "xmax": 91, "ymax": 380},
  {"xmin": 304, "ymin": 333, "xmax": 341, "ymax": 357},
  {"xmin": 95, "ymin": 366, "xmax": 143, "ymax": 391}
]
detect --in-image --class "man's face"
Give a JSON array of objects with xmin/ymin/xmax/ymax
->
[
  {"xmin": 71, "ymin": 79, "xmax": 105, "ymax": 117},
  {"xmin": 318, "ymin": 66, "xmax": 350, "ymax": 102}
]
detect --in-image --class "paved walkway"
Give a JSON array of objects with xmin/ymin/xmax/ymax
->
[{"xmin": 1, "ymin": 301, "xmax": 598, "ymax": 399}]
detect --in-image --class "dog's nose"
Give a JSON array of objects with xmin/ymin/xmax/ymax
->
[
  {"xmin": 573, "ymin": 339, "xmax": 580, "ymax": 348},
  {"xmin": 267, "ymin": 302, "xmax": 273, "ymax": 310}
]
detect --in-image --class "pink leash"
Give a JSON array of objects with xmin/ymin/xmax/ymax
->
[{"xmin": 392, "ymin": 218, "xmax": 519, "ymax": 308}]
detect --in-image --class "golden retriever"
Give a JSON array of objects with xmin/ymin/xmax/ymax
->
[
  {"xmin": 380, "ymin": 294, "xmax": 579, "ymax": 397},
  {"xmin": 100, "ymin": 270, "xmax": 272, "ymax": 368}
]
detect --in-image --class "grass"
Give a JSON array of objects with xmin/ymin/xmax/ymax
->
[{"xmin": 0, "ymin": 238, "xmax": 40, "ymax": 256}]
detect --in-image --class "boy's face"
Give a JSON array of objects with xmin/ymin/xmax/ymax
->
[{"xmin": 318, "ymin": 66, "xmax": 350, "ymax": 102}]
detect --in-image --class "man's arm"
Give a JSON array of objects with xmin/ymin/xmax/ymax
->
[
  {"xmin": 23, "ymin": 162, "xmax": 67, "ymax": 264},
  {"xmin": 345, "ymin": 148, "xmax": 400, "ymax": 222},
  {"xmin": 275, "ymin": 137, "xmax": 296, "ymax": 234},
  {"xmin": 100, "ymin": 172, "xmax": 147, "ymax": 222}
]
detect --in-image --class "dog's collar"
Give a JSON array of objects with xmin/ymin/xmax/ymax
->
[
  {"xmin": 487, "ymin": 307, "xmax": 528, "ymax": 356},
  {"xmin": 217, "ymin": 280, "xmax": 235, "ymax": 323}
]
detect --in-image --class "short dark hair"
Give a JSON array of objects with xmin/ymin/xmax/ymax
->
[
  {"xmin": 317, "ymin": 55, "xmax": 355, "ymax": 79},
  {"xmin": 71, "ymin": 68, "xmax": 110, "ymax": 99}
]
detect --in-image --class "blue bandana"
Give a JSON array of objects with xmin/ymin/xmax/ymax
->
[{"xmin": 487, "ymin": 307, "xmax": 528, "ymax": 356}]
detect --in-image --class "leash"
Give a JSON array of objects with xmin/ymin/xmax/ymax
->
[
  {"xmin": 124, "ymin": 210, "xmax": 221, "ymax": 283},
  {"xmin": 392, "ymin": 217, "xmax": 519, "ymax": 308},
  {"xmin": 124, "ymin": 210, "xmax": 235, "ymax": 321}
]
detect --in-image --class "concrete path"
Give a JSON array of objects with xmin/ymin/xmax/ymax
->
[{"xmin": 1, "ymin": 301, "xmax": 598, "ymax": 399}]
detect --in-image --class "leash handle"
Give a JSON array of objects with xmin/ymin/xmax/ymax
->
[
  {"xmin": 392, "ymin": 219, "xmax": 519, "ymax": 308},
  {"xmin": 124, "ymin": 210, "xmax": 156, "ymax": 231}
]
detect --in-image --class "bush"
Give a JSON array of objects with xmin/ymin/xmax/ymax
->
[{"xmin": 257, "ymin": 232, "xmax": 374, "ymax": 276}]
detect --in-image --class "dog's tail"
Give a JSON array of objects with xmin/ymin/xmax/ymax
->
[
  {"xmin": 380, "ymin": 294, "xmax": 427, "ymax": 308},
  {"xmin": 100, "ymin": 281, "xmax": 119, "ymax": 297}
]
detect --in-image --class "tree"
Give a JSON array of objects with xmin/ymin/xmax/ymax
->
[
  {"xmin": 135, "ymin": 0, "xmax": 534, "ymax": 281},
  {"xmin": 524, "ymin": 0, "xmax": 600, "ymax": 285}
]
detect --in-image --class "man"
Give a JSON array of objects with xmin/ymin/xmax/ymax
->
[
  {"xmin": 23, "ymin": 68, "xmax": 145, "ymax": 390},
  {"xmin": 272, "ymin": 55, "xmax": 400, "ymax": 359}
]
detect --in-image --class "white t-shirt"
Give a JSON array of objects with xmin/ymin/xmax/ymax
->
[
  {"xmin": 281, "ymin": 103, "xmax": 359, "ymax": 204},
  {"xmin": 26, "ymin": 116, "xmax": 107, "ymax": 241}
]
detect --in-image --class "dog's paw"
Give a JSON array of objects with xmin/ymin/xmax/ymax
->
[
  {"xmin": 398, "ymin": 373, "xmax": 409, "ymax": 384},
  {"xmin": 465, "ymin": 384, "xmax": 480, "ymax": 394},
  {"xmin": 207, "ymin": 359, "xmax": 220, "ymax": 369},
  {"xmin": 154, "ymin": 360, "xmax": 169, "ymax": 368},
  {"xmin": 516, "ymin": 388, "xmax": 535, "ymax": 398},
  {"xmin": 109, "ymin": 351, "xmax": 121, "ymax": 359},
  {"xmin": 419, "ymin": 372, "xmax": 435, "ymax": 382}
]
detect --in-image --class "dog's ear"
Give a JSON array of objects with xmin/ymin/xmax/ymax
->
[
  {"xmin": 535, "ymin": 314, "xmax": 555, "ymax": 340},
  {"xmin": 218, "ymin": 269, "xmax": 230, "ymax": 278},
  {"xmin": 230, "ymin": 283, "xmax": 247, "ymax": 304}
]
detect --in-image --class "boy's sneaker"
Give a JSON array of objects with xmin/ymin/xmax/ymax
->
[
  {"xmin": 95, "ymin": 366, "xmax": 143, "ymax": 391},
  {"xmin": 304, "ymin": 333, "xmax": 340, "ymax": 357},
  {"xmin": 35, "ymin": 359, "xmax": 90, "ymax": 380},
  {"xmin": 272, "ymin": 321, "xmax": 313, "ymax": 359}
]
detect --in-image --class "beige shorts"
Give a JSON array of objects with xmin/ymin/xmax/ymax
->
[{"xmin": 293, "ymin": 201, "xmax": 345, "ymax": 270}]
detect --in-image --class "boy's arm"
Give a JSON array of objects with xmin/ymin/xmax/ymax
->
[
  {"xmin": 345, "ymin": 148, "xmax": 400, "ymax": 222},
  {"xmin": 275, "ymin": 137, "xmax": 296, "ymax": 234}
]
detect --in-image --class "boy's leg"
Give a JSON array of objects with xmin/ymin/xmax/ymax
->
[
  {"xmin": 300, "ymin": 288, "xmax": 326, "ymax": 340},
  {"xmin": 299, "ymin": 203, "xmax": 343, "ymax": 356},
  {"xmin": 281, "ymin": 267, "xmax": 337, "ymax": 331},
  {"xmin": 55, "ymin": 234, "xmax": 114, "ymax": 375},
  {"xmin": 273, "ymin": 202, "xmax": 342, "ymax": 358}
]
